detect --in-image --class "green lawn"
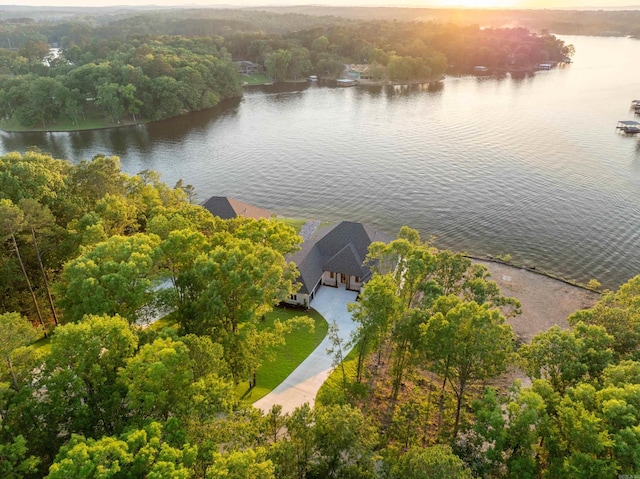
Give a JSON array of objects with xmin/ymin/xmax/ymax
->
[
  {"xmin": 235, "ymin": 307, "xmax": 328, "ymax": 404},
  {"xmin": 273, "ymin": 217, "xmax": 308, "ymax": 234},
  {"xmin": 240, "ymin": 73, "xmax": 272, "ymax": 85}
]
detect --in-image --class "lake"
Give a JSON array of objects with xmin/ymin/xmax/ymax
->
[{"xmin": 2, "ymin": 35, "xmax": 639, "ymax": 289}]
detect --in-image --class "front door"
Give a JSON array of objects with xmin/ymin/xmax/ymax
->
[{"xmin": 340, "ymin": 274, "xmax": 348, "ymax": 288}]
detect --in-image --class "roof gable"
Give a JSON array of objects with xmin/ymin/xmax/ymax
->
[
  {"xmin": 324, "ymin": 243, "xmax": 365, "ymax": 277},
  {"xmin": 289, "ymin": 221, "xmax": 392, "ymax": 293}
]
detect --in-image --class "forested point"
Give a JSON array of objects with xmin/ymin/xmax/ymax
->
[
  {"xmin": 1, "ymin": 151, "xmax": 640, "ymax": 477},
  {"xmin": 0, "ymin": 8, "xmax": 573, "ymax": 130}
]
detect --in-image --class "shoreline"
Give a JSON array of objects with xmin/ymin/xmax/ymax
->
[
  {"xmin": 0, "ymin": 97, "xmax": 242, "ymax": 134},
  {"xmin": 466, "ymin": 254, "xmax": 602, "ymax": 294},
  {"xmin": 0, "ymin": 120, "xmax": 148, "ymax": 134},
  {"xmin": 474, "ymin": 258, "xmax": 601, "ymax": 344},
  {"xmin": 0, "ymin": 67, "xmax": 545, "ymax": 133}
]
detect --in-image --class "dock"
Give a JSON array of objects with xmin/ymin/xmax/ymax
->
[{"xmin": 616, "ymin": 120, "xmax": 640, "ymax": 134}]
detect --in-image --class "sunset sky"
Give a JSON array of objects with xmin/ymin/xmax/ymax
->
[{"xmin": 0, "ymin": 0, "xmax": 638, "ymax": 9}]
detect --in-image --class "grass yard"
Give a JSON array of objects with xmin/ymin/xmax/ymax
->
[
  {"xmin": 240, "ymin": 73, "xmax": 272, "ymax": 85},
  {"xmin": 273, "ymin": 217, "xmax": 308, "ymax": 234},
  {"xmin": 235, "ymin": 307, "xmax": 328, "ymax": 404}
]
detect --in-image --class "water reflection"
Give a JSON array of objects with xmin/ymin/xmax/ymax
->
[
  {"xmin": 509, "ymin": 71, "xmax": 534, "ymax": 81},
  {"xmin": 1, "ymin": 98, "xmax": 242, "ymax": 161}
]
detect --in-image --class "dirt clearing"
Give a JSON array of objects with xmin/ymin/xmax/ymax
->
[{"xmin": 477, "ymin": 260, "xmax": 601, "ymax": 343}]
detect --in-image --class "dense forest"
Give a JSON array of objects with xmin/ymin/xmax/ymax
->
[
  {"xmin": 0, "ymin": 36, "xmax": 242, "ymax": 129},
  {"xmin": 0, "ymin": 8, "xmax": 572, "ymax": 129},
  {"xmin": 1, "ymin": 152, "xmax": 639, "ymax": 478},
  {"xmin": 254, "ymin": 6, "xmax": 640, "ymax": 38}
]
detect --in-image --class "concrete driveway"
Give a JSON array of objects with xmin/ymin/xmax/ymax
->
[{"xmin": 253, "ymin": 286, "xmax": 358, "ymax": 414}]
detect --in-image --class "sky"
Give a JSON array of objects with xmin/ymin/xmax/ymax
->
[{"xmin": 0, "ymin": 0, "xmax": 637, "ymax": 8}]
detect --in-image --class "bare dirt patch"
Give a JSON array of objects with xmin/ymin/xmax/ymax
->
[{"xmin": 476, "ymin": 260, "xmax": 601, "ymax": 343}]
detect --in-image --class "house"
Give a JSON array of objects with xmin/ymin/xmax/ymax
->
[
  {"xmin": 235, "ymin": 61, "xmax": 264, "ymax": 75},
  {"xmin": 285, "ymin": 221, "xmax": 392, "ymax": 307},
  {"xmin": 202, "ymin": 196, "xmax": 271, "ymax": 220},
  {"xmin": 346, "ymin": 64, "xmax": 375, "ymax": 80}
]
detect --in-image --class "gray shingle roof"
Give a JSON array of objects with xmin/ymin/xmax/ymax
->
[{"xmin": 290, "ymin": 221, "xmax": 392, "ymax": 294}]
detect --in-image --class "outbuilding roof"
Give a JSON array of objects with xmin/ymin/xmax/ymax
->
[{"xmin": 202, "ymin": 196, "xmax": 271, "ymax": 220}]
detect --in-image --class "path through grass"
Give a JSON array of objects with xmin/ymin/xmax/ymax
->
[{"xmin": 236, "ymin": 307, "xmax": 328, "ymax": 404}]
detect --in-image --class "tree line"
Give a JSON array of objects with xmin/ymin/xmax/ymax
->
[
  {"xmin": 0, "ymin": 36, "xmax": 242, "ymax": 128},
  {"xmin": 0, "ymin": 9, "xmax": 574, "ymax": 129}
]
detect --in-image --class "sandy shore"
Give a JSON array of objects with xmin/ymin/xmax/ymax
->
[{"xmin": 476, "ymin": 260, "xmax": 601, "ymax": 343}]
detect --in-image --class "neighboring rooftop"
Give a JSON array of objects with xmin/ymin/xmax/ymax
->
[{"xmin": 202, "ymin": 196, "xmax": 272, "ymax": 220}]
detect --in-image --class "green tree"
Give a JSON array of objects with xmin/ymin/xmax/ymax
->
[
  {"xmin": 349, "ymin": 273, "xmax": 400, "ymax": 383},
  {"xmin": 0, "ymin": 434, "xmax": 39, "ymax": 478},
  {"xmin": 568, "ymin": 275, "xmax": 640, "ymax": 360},
  {"xmin": 312, "ymin": 404, "xmax": 379, "ymax": 478},
  {"xmin": 207, "ymin": 448, "xmax": 275, "ymax": 479},
  {"xmin": 270, "ymin": 403, "xmax": 315, "ymax": 479},
  {"xmin": 177, "ymin": 237, "xmax": 298, "ymax": 378},
  {"xmin": 466, "ymin": 385, "xmax": 546, "ymax": 479},
  {"xmin": 422, "ymin": 296, "xmax": 515, "ymax": 438},
  {"xmin": 96, "ymin": 82, "xmax": 125, "ymax": 123},
  {"xmin": 38, "ymin": 315, "xmax": 138, "ymax": 438},
  {"xmin": 57, "ymin": 233, "xmax": 160, "ymax": 323},
  {"xmin": 520, "ymin": 323, "xmax": 614, "ymax": 394},
  {"xmin": 265, "ymin": 49, "xmax": 292, "ymax": 82},
  {"xmin": 47, "ymin": 421, "xmax": 197, "ymax": 479},
  {"xmin": 386, "ymin": 444, "xmax": 472, "ymax": 479},
  {"xmin": 120, "ymin": 83, "xmax": 142, "ymax": 122},
  {"xmin": 0, "ymin": 312, "xmax": 39, "ymax": 390},
  {"xmin": 119, "ymin": 337, "xmax": 194, "ymax": 423}
]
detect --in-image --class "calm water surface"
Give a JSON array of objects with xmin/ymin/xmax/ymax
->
[{"xmin": 2, "ymin": 35, "xmax": 640, "ymax": 288}]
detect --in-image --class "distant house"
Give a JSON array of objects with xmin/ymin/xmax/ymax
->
[
  {"xmin": 285, "ymin": 221, "xmax": 392, "ymax": 307},
  {"xmin": 346, "ymin": 64, "xmax": 375, "ymax": 80},
  {"xmin": 235, "ymin": 61, "xmax": 264, "ymax": 75},
  {"xmin": 202, "ymin": 196, "xmax": 271, "ymax": 220}
]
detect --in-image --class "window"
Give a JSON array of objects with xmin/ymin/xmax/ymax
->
[
  {"xmin": 329, "ymin": 272, "xmax": 335, "ymax": 279},
  {"xmin": 355, "ymin": 276, "xmax": 360, "ymax": 283},
  {"xmin": 289, "ymin": 294, "xmax": 297, "ymax": 300}
]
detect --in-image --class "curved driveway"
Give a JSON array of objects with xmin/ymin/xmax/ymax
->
[{"xmin": 253, "ymin": 286, "xmax": 358, "ymax": 414}]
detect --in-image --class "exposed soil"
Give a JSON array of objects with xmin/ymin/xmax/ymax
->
[{"xmin": 476, "ymin": 260, "xmax": 601, "ymax": 344}]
